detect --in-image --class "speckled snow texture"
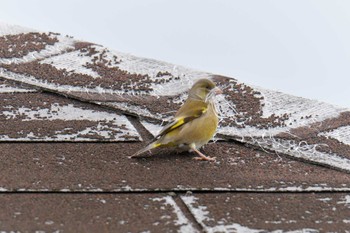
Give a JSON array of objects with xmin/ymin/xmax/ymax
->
[
  {"xmin": 0, "ymin": 92, "xmax": 140, "ymax": 141},
  {"xmin": 0, "ymin": 23, "xmax": 75, "ymax": 64},
  {"xmin": 0, "ymin": 193, "xmax": 199, "ymax": 233},
  {"xmin": 0, "ymin": 78, "xmax": 37, "ymax": 93},
  {"xmin": 181, "ymin": 193, "xmax": 350, "ymax": 232}
]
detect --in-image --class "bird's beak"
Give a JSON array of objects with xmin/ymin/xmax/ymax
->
[{"xmin": 213, "ymin": 87, "xmax": 223, "ymax": 95}]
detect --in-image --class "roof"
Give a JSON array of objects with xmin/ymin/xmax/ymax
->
[{"xmin": 0, "ymin": 22, "xmax": 349, "ymax": 232}]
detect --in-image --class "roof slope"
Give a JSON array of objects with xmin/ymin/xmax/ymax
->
[{"xmin": 0, "ymin": 22, "xmax": 349, "ymax": 232}]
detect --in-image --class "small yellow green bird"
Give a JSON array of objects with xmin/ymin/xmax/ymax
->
[{"xmin": 131, "ymin": 78, "xmax": 222, "ymax": 161}]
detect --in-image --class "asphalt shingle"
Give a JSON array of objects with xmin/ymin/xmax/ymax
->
[
  {"xmin": 0, "ymin": 22, "xmax": 349, "ymax": 232},
  {"xmin": 181, "ymin": 193, "xmax": 350, "ymax": 232},
  {"xmin": 0, "ymin": 193, "xmax": 199, "ymax": 232},
  {"xmin": 0, "ymin": 142, "xmax": 349, "ymax": 192},
  {"xmin": 0, "ymin": 92, "xmax": 140, "ymax": 142}
]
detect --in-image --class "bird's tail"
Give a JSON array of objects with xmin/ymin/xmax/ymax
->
[{"xmin": 130, "ymin": 141, "xmax": 161, "ymax": 158}]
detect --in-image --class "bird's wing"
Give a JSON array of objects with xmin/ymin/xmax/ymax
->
[{"xmin": 156, "ymin": 106, "xmax": 207, "ymax": 139}]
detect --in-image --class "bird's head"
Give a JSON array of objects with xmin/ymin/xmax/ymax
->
[{"xmin": 188, "ymin": 78, "xmax": 222, "ymax": 102}]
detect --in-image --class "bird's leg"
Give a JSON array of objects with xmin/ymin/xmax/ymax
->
[{"xmin": 190, "ymin": 144, "xmax": 216, "ymax": 161}]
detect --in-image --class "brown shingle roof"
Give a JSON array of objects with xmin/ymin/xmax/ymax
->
[{"xmin": 0, "ymin": 22, "xmax": 349, "ymax": 232}]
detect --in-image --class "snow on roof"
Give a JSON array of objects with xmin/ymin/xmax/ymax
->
[
  {"xmin": 0, "ymin": 22, "xmax": 349, "ymax": 172},
  {"xmin": 1, "ymin": 22, "xmax": 350, "ymax": 232}
]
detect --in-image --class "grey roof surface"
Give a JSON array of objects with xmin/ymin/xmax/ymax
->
[{"xmin": 0, "ymin": 22, "xmax": 349, "ymax": 232}]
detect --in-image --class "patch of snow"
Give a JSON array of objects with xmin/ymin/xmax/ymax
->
[
  {"xmin": 181, "ymin": 196, "xmax": 320, "ymax": 233},
  {"xmin": 233, "ymin": 186, "xmax": 348, "ymax": 192},
  {"xmin": 319, "ymin": 125, "xmax": 350, "ymax": 146},
  {"xmin": 152, "ymin": 196, "xmax": 199, "ymax": 233},
  {"xmin": 60, "ymin": 189, "xmax": 71, "ymax": 192},
  {"xmin": 215, "ymin": 94, "xmax": 237, "ymax": 123},
  {"xmin": 255, "ymin": 86, "xmax": 346, "ymax": 120},
  {"xmin": 141, "ymin": 120, "xmax": 163, "ymax": 137},
  {"xmin": 0, "ymin": 84, "xmax": 37, "ymax": 93},
  {"xmin": 0, "ymin": 69, "xmax": 126, "ymax": 95},
  {"xmin": 49, "ymin": 123, "xmax": 132, "ymax": 141},
  {"xmin": 283, "ymin": 229, "xmax": 319, "ymax": 233},
  {"xmin": 180, "ymin": 195, "xmax": 264, "ymax": 233},
  {"xmin": 4, "ymin": 42, "xmax": 209, "ymax": 96},
  {"xmin": 45, "ymin": 220, "xmax": 54, "ymax": 225},
  {"xmin": 244, "ymin": 138, "xmax": 350, "ymax": 173},
  {"xmin": 103, "ymin": 101, "xmax": 162, "ymax": 120},
  {"xmin": 2, "ymin": 103, "xmax": 115, "ymax": 121},
  {"xmin": 0, "ymin": 35, "xmax": 75, "ymax": 65},
  {"xmin": 337, "ymin": 195, "xmax": 350, "ymax": 208},
  {"xmin": 85, "ymin": 188, "xmax": 103, "ymax": 192},
  {"xmin": 40, "ymin": 49, "xmax": 101, "ymax": 78},
  {"xmin": 318, "ymin": 198, "xmax": 332, "ymax": 203},
  {"xmin": 16, "ymin": 188, "xmax": 50, "ymax": 192},
  {"xmin": 114, "ymin": 188, "xmax": 148, "ymax": 192},
  {"xmin": 172, "ymin": 184, "xmax": 350, "ymax": 192},
  {"xmin": 121, "ymin": 185, "xmax": 133, "ymax": 191},
  {"xmin": 172, "ymin": 92, "xmax": 188, "ymax": 105},
  {"xmin": 115, "ymin": 50, "xmax": 210, "ymax": 96},
  {"xmin": 218, "ymin": 85, "xmax": 348, "ymax": 138},
  {"xmin": 0, "ymin": 103, "xmax": 140, "ymax": 141},
  {"xmin": 99, "ymin": 199, "xmax": 106, "ymax": 204}
]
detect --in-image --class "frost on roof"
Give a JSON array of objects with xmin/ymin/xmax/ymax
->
[
  {"xmin": 319, "ymin": 125, "xmax": 350, "ymax": 146},
  {"xmin": 151, "ymin": 196, "xmax": 199, "ymax": 233},
  {"xmin": 0, "ymin": 78, "xmax": 37, "ymax": 93},
  {"xmin": 181, "ymin": 193, "xmax": 350, "ymax": 232},
  {"xmin": 180, "ymin": 195, "xmax": 266, "ymax": 233},
  {"xmin": 0, "ymin": 22, "xmax": 75, "ymax": 64},
  {"xmin": 0, "ymin": 93, "xmax": 140, "ymax": 142},
  {"xmin": 0, "ymin": 23, "xmax": 350, "ymax": 172}
]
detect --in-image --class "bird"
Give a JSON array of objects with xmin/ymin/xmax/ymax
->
[{"xmin": 131, "ymin": 78, "xmax": 222, "ymax": 161}]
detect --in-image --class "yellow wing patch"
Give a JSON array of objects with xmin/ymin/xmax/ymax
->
[
  {"xmin": 168, "ymin": 118, "xmax": 185, "ymax": 131},
  {"xmin": 156, "ymin": 106, "xmax": 207, "ymax": 139}
]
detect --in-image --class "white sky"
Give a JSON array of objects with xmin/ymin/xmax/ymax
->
[{"xmin": 1, "ymin": 0, "xmax": 349, "ymax": 108}]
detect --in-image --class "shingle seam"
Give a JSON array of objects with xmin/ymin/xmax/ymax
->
[
  {"xmin": 173, "ymin": 195, "xmax": 204, "ymax": 232},
  {"xmin": 0, "ymin": 75, "xmax": 134, "ymax": 118},
  {"xmin": 125, "ymin": 115, "xmax": 155, "ymax": 142},
  {"xmin": 0, "ymin": 190, "xmax": 350, "ymax": 194},
  {"xmin": 0, "ymin": 74, "xmax": 148, "ymax": 121}
]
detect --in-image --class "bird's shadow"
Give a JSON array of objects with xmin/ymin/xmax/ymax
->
[{"xmin": 129, "ymin": 147, "xmax": 194, "ymax": 161}]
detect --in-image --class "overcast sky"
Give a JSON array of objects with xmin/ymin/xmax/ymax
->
[{"xmin": 1, "ymin": 0, "xmax": 349, "ymax": 108}]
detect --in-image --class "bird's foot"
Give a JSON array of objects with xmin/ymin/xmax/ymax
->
[
  {"xmin": 193, "ymin": 156, "xmax": 216, "ymax": 162},
  {"xmin": 191, "ymin": 145, "xmax": 216, "ymax": 162}
]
